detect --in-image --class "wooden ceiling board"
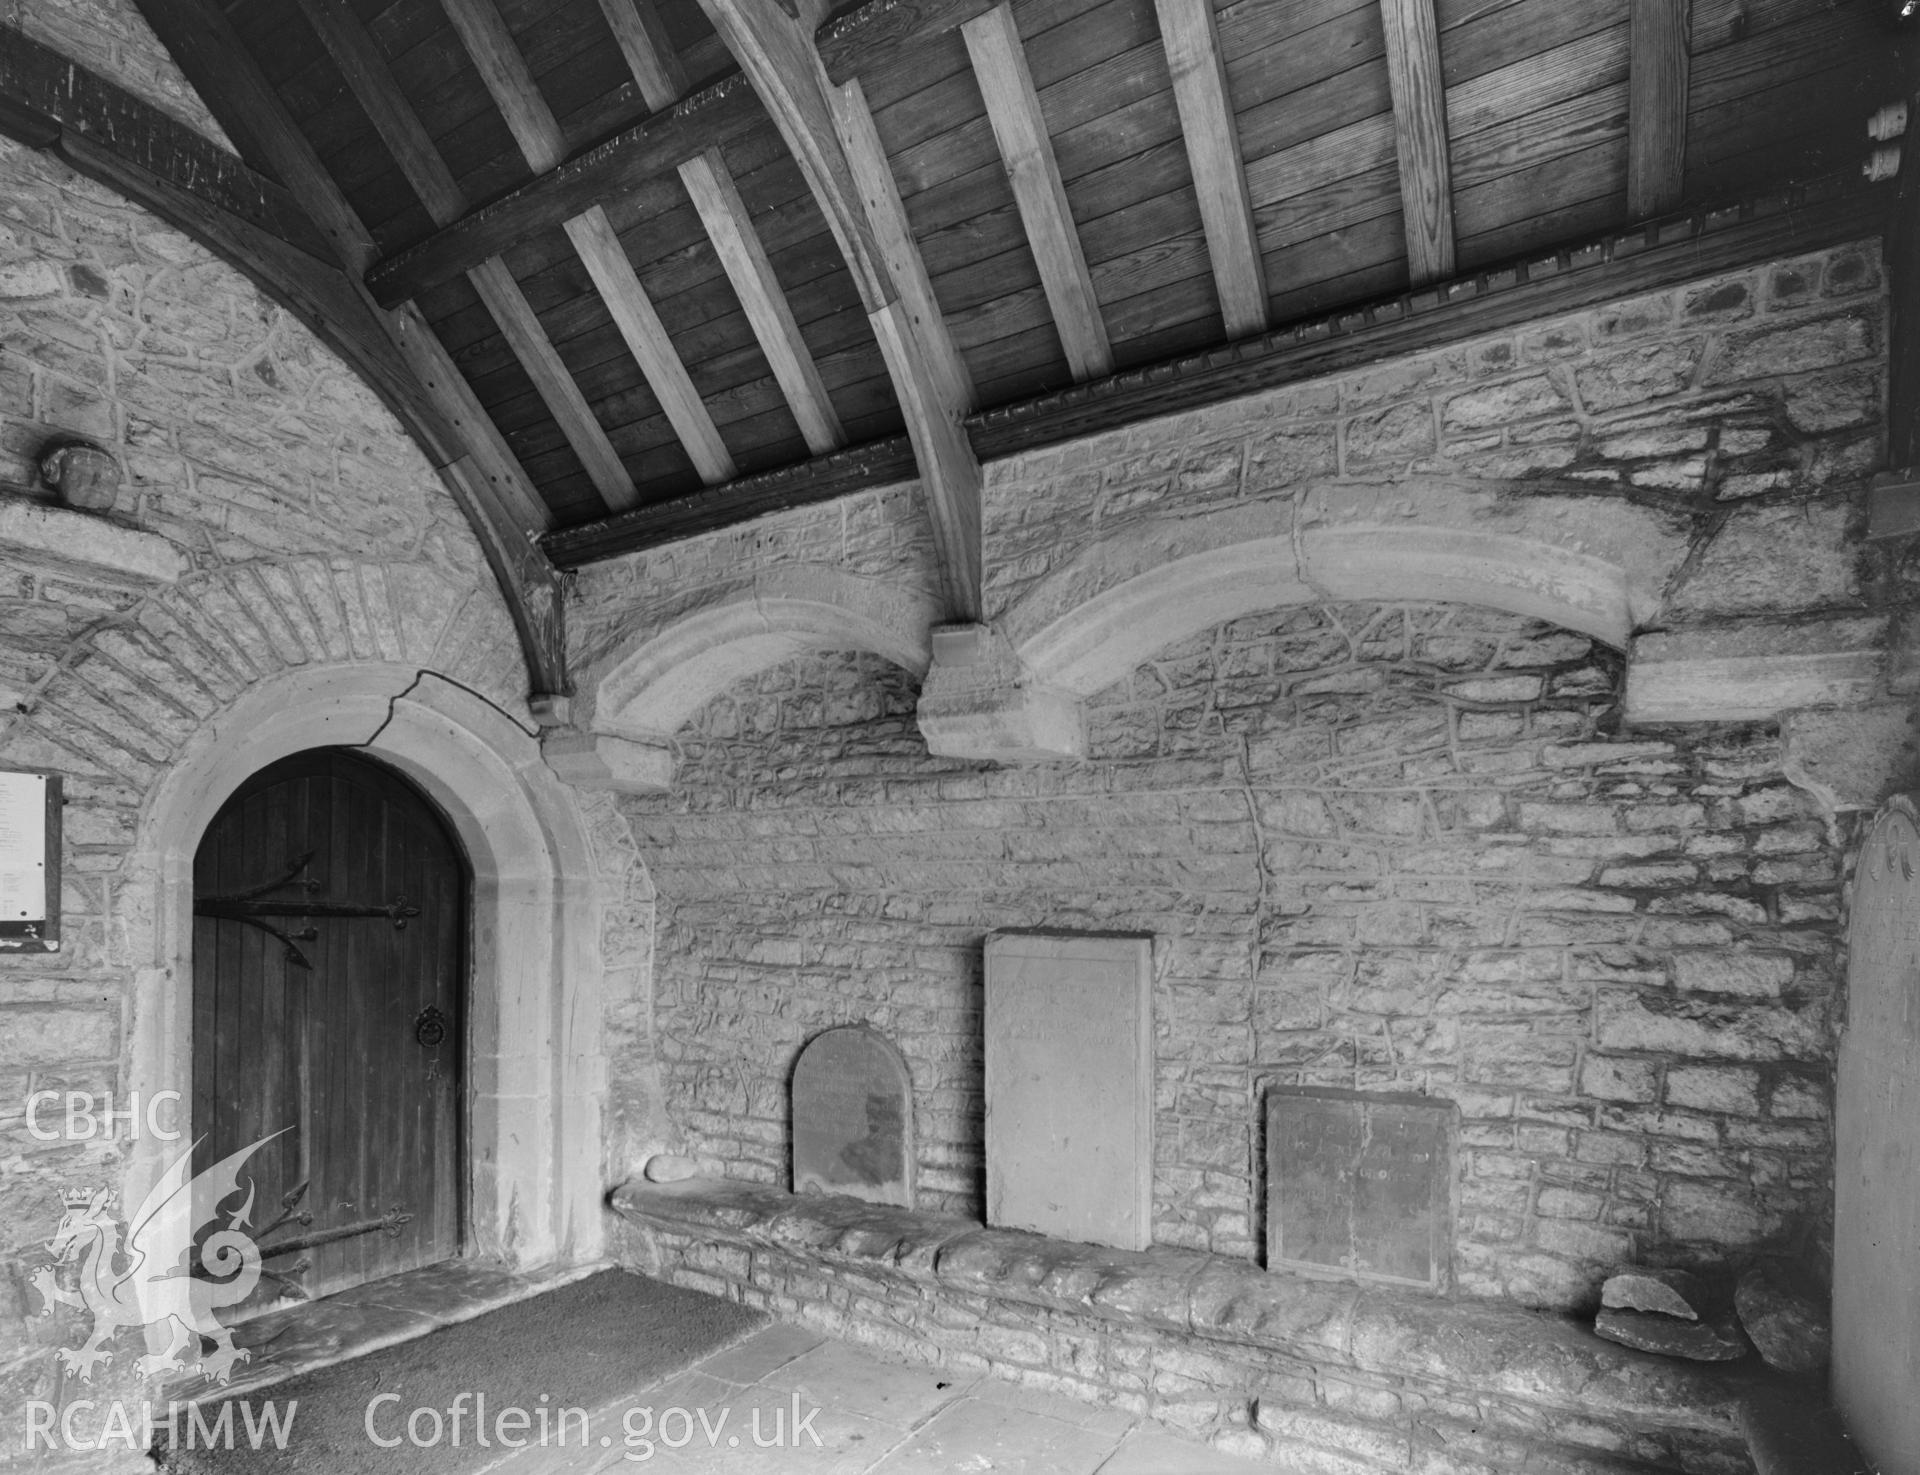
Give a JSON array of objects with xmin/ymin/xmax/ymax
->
[
  {"xmin": 1100, "ymin": 259, "xmax": 1225, "ymax": 340},
  {"xmin": 1451, "ymin": 80, "xmax": 1628, "ymax": 197},
  {"xmin": 1236, "ymin": 59, "xmax": 1394, "ymax": 178},
  {"xmin": 1215, "ymin": 0, "xmax": 1375, "ymax": 82},
  {"xmin": 877, "ymin": 0, "xmax": 1166, "ymax": 202},
  {"xmin": 946, "ymin": 278, "xmax": 1069, "ymax": 359},
  {"xmin": 1048, "ymin": 67, "xmax": 1184, "ymax": 183},
  {"xmin": 1690, "ymin": 5, "xmax": 1890, "ymax": 105},
  {"xmin": 1437, "ymin": 0, "xmax": 1626, "ymax": 88},
  {"xmin": 1456, "ymin": 181, "xmax": 1623, "ymax": 277},
  {"xmin": 1261, "ymin": 209, "xmax": 1408, "ymax": 313},
  {"xmin": 969, "ymin": 355, "xmax": 1072, "ymax": 409},
  {"xmin": 1447, "ymin": 25, "xmax": 1628, "ymax": 140},
  {"xmin": 1104, "ymin": 296, "xmax": 1229, "ymax": 371},
  {"xmin": 1256, "ymin": 157, "xmax": 1402, "ymax": 256},
  {"xmin": 1085, "ymin": 194, "xmax": 1209, "ymax": 298},
  {"xmin": 1245, "ymin": 112, "xmax": 1397, "ymax": 220},
  {"xmin": 1684, "ymin": 71, "xmax": 1883, "ymax": 198},
  {"xmin": 1452, "ymin": 135, "xmax": 1626, "ymax": 250},
  {"xmin": 910, "ymin": 184, "xmax": 1033, "ymax": 278},
  {"xmin": 191, "ymin": 0, "xmax": 1894, "ymax": 542},
  {"xmin": 1223, "ymin": 3, "xmax": 1383, "ymax": 116},
  {"xmin": 471, "ymin": 257, "xmax": 882, "ymax": 446},
  {"xmin": 1690, "ymin": 0, "xmax": 1857, "ymax": 55}
]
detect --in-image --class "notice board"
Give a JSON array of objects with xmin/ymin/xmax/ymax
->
[{"xmin": 0, "ymin": 771, "xmax": 59, "ymax": 952}]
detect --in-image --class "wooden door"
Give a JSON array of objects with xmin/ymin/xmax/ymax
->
[{"xmin": 192, "ymin": 749, "xmax": 465, "ymax": 1305}]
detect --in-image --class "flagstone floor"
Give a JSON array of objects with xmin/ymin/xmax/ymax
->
[
  {"xmin": 167, "ymin": 1261, "xmax": 1259, "ymax": 1472},
  {"xmin": 482, "ymin": 1320, "xmax": 1259, "ymax": 1475}
]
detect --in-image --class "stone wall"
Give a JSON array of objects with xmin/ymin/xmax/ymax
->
[
  {"xmin": 625, "ymin": 602, "xmax": 1845, "ymax": 1311},
  {"xmin": 983, "ymin": 242, "xmax": 1884, "ymax": 628},
  {"xmin": 0, "ymin": 58, "xmax": 584, "ymax": 1457},
  {"xmin": 585, "ymin": 237, "xmax": 1912, "ymax": 1326}
]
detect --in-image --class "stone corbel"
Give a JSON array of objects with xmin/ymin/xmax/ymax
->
[
  {"xmin": 0, "ymin": 496, "xmax": 184, "ymax": 585},
  {"xmin": 540, "ymin": 726, "xmax": 674, "ymax": 794},
  {"xmin": 1623, "ymin": 615, "xmax": 1890, "ymax": 724},
  {"xmin": 915, "ymin": 623, "xmax": 1086, "ymax": 762},
  {"xmin": 1624, "ymin": 613, "xmax": 1919, "ymax": 812}
]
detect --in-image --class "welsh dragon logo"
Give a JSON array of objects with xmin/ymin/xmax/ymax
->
[{"xmin": 31, "ymin": 1131, "xmax": 286, "ymax": 1385}]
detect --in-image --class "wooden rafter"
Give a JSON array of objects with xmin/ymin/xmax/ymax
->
[
  {"xmin": 815, "ymin": 0, "xmax": 998, "ymax": 88},
  {"xmin": 22, "ymin": 15, "xmax": 568, "ymax": 695},
  {"xmin": 962, "ymin": 4, "xmax": 1113, "ymax": 381},
  {"xmin": 363, "ymin": 77, "xmax": 765, "ymax": 310},
  {"xmin": 1152, "ymin": 0, "xmax": 1267, "ymax": 340},
  {"xmin": 697, "ymin": 0, "xmax": 982, "ymax": 622},
  {"xmin": 831, "ymin": 77, "xmax": 975, "ymax": 417},
  {"xmin": 292, "ymin": 0, "xmax": 640, "ymax": 512},
  {"xmin": 1627, "ymin": 0, "xmax": 1691, "ymax": 219},
  {"xmin": 596, "ymin": 0, "xmax": 845, "ymax": 457},
  {"xmin": 438, "ymin": 0, "xmax": 737, "ymax": 486},
  {"xmin": 1379, "ymin": 0, "xmax": 1456, "ymax": 286},
  {"xmin": 544, "ymin": 173, "xmax": 1888, "ymax": 566}
]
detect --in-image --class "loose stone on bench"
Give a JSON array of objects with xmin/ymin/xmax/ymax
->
[
  {"xmin": 1594, "ymin": 1307, "xmax": 1750, "ymax": 1361},
  {"xmin": 1601, "ymin": 1267, "xmax": 1707, "ymax": 1321},
  {"xmin": 1736, "ymin": 1265, "xmax": 1831, "ymax": 1375}
]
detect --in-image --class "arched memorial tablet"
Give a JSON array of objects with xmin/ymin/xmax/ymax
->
[{"xmin": 792, "ymin": 1026, "xmax": 915, "ymax": 1208}]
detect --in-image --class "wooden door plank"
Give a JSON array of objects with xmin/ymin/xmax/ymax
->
[
  {"xmin": 963, "ymin": 3, "xmax": 1113, "ymax": 380},
  {"xmin": 1151, "ymin": 0, "xmax": 1265, "ymax": 337},
  {"xmin": 1378, "ymin": 0, "xmax": 1455, "ymax": 284},
  {"xmin": 294, "ymin": 0, "xmax": 638, "ymax": 511},
  {"xmin": 599, "ymin": 0, "xmax": 846, "ymax": 455},
  {"xmin": 1627, "ymin": 0, "xmax": 1689, "ymax": 218},
  {"xmin": 440, "ymin": 0, "xmax": 736, "ymax": 484}
]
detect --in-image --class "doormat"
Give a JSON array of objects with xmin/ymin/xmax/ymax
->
[{"xmin": 158, "ymin": 1269, "xmax": 766, "ymax": 1473}]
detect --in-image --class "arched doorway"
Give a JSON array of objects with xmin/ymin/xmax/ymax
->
[{"xmin": 190, "ymin": 747, "xmax": 468, "ymax": 1305}]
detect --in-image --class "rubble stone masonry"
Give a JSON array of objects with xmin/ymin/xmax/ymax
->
[
  {"xmin": 0, "ymin": 98, "xmax": 535, "ymax": 1448},
  {"xmin": 630, "ymin": 607, "xmax": 1845, "ymax": 1311},
  {"xmin": 598, "ymin": 237, "xmax": 1909, "ymax": 1321}
]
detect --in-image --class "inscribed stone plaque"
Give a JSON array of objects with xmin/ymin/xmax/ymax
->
[
  {"xmin": 1266, "ymin": 1088, "xmax": 1453, "ymax": 1291},
  {"xmin": 984, "ymin": 932, "xmax": 1153, "ymax": 1251},
  {"xmin": 792, "ymin": 1026, "xmax": 914, "ymax": 1208}
]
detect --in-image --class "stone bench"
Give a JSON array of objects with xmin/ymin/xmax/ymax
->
[{"xmin": 612, "ymin": 1177, "xmax": 1782, "ymax": 1475}]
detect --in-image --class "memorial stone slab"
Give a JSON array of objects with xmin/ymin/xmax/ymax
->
[
  {"xmin": 791, "ymin": 1026, "xmax": 914, "ymax": 1208},
  {"xmin": 984, "ymin": 932, "xmax": 1153, "ymax": 1252},
  {"xmin": 1266, "ymin": 1087, "xmax": 1454, "ymax": 1291}
]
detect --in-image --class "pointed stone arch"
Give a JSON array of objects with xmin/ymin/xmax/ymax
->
[
  {"xmin": 919, "ymin": 485, "xmax": 1694, "ymax": 761},
  {"xmin": 12, "ymin": 559, "xmax": 644, "ymax": 1284},
  {"xmin": 559, "ymin": 566, "xmax": 942, "ymax": 791}
]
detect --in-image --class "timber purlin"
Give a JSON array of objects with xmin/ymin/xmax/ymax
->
[
  {"xmin": 362, "ymin": 70, "xmax": 768, "ymax": 309},
  {"xmin": 2, "ymin": 19, "xmax": 571, "ymax": 696},
  {"xmin": 0, "ymin": 23, "xmax": 335, "ymax": 261},
  {"xmin": 545, "ymin": 170, "xmax": 1891, "ymax": 568},
  {"xmin": 540, "ymin": 433, "xmax": 920, "ymax": 566},
  {"xmin": 969, "ymin": 171, "xmax": 1891, "ymax": 458}
]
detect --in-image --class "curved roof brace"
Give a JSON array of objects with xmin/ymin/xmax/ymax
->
[{"xmin": 698, "ymin": 0, "xmax": 984, "ymax": 625}]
